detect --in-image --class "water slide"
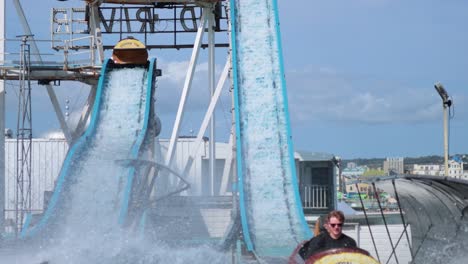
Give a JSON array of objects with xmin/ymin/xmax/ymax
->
[
  {"xmin": 7, "ymin": 0, "xmax": 310, "ymax": 257},
  {"xmin": 229, "ymin": 0, "xmax": 312, "ymax": 257},
  {"xmin": 19, "ymin": 58, "xmax": 156, "ymax": 243}
]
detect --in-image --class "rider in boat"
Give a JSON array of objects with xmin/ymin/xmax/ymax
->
[{"xmin": 299, "ymin": 210, "xmax": 357, "ymax": 260}]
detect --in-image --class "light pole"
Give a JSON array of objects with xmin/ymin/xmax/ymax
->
[{"xmin": 434, "ymin": 82, "xmax": 452, "ymax": 176}]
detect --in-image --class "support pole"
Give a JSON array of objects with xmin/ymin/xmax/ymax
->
[
  {"xmin": 181, "ymin": 60, "xmax": 229, "ymax": 182},
  {"xmin": 372, "ymin": 182, "xmax": 399, "ymax": 264},
  {"xmin": 0, "ymin": 0, "xmax": 5, "ymax": 235},
  {"xmin": 356, "ymin": 182, "xmax": 381, "ymax": 263},
  {"xmin": 434, "ymin": 82, "xmax": 451, "ymax": 176},
  {"xmin": 392, "ymin": 179, "xmax": 413, "ymax": 257},
  {"xmin": 87, "ymin": 3, "xmax": 104, "ymax": 64},
  {"xmin": 165, "ymin": 12, "xmax": 207, "ymax": 168},
  {"xmin": 16, "ymin": 35, "xmax": 33, "ymax": 236},
  {"xmin": 219, "ymin": 133, "xmax": 234, "ymax": 195},
  {"xmin": 443, "ymin": 105, "xmax": 449, "ymax": 176},
  {"xmin": 73, "ymin": 84, "xmax": 97, "ymax": 138},
  {"xmin": 208, "ymin": 7, "xmax": 216, "ymax": 195}
]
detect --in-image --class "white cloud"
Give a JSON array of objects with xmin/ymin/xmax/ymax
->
[
  {"xmin": 143, "ymin": 59, "xmax": 233, "ymax": 138},
  {"xmin": 159, "ymin": 59, "xmax": 223, "ymax": 86},
  {"xmin": 286, "ymin": 66, "xmax": 454, "ymax": 124},
  {"xmin": 156, "ymin": 59, "xmax": 230, "ymax": 112},
  {"xmin": 159, "ymin": 60, "xmax": 193, "ymax": 84}
]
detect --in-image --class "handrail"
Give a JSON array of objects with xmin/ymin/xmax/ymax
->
[{"xmin": 0, "ymin": 36, "xmax": 98, "ymax": 69}]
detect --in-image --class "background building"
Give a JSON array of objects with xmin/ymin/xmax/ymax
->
[
  {"xmin": 383, "ymin": 157, "xmax": 404, "ymax": 175},
  {"xmin": 294, "ymin": 151, "xmax": 339, "ymax": 215},
  {"xmin": 346, "ymin": 162, "xmax": 357, "ymax": 169},
  {"xmin": 342, "ymin": 166, "xmax": 368, "ymax": 179},
  {"xmin": 411, "ymin": 159, "xmax": 464, "ymax": 179},
  {"xmin": 411, "ymin": 164, "xmax": 442, "ymax": 176}
]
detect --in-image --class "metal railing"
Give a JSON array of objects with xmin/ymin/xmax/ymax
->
[
  {"xmin": 62, "ymin": 35, "xmax": 97, "ymax": 69},
  {"xmin": 302, "ymin": 185, "xmax": 329, "ymax": 209},
  {"xmin": 0, "ymin": 36, "xmax": 98, "ymax": 70}
]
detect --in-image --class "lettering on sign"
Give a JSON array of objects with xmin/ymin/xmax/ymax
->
[
  {"xmin": 51, "ymin": 4, "xmax": 228, "ymax": 50},
  {"xmin": 98, "ymin": 6, "xmax": 203, "ymax": 34}
]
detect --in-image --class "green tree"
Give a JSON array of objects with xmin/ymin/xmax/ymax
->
[{"xmin": 362, "ymin": 169, "xmax": 385, "ymax": 177}]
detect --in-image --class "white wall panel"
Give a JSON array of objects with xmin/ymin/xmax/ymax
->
[
  {"xmin": 4, "ymin": 139, "xmax": 68, "ymax": 229},
  {"xmin": 3, "ymin": 138, "xmax": 233, "ymax": 228}
]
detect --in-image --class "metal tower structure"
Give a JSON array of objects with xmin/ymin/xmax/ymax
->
[{"xmin": 15, "ymin": 35, "xmax": 33, "ymax": 235}]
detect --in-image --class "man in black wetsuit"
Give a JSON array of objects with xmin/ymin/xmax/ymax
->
[{"xmin": 299, "ymin": 210, "xmax": 357, "ymax": 260}]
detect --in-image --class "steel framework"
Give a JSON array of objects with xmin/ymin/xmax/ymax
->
[
  {"xmin": 1, "ymin": 0, "xmax": 235, "ymax": 234},
  {"xmin": 15, "ymin": 35, "xmax": 33, "ymax": 235}
]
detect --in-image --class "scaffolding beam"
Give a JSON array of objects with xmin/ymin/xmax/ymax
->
[
  {"xmin": 0, "ymin": 67, "xmax": 100, "ymax": 83},
  {"xmin": 165, "ymin": 10, "xmax": 207, "ymax": 168},
  {"xmin": 85, "ymin": 0, "xmax": 222, "ymax": 6},
  {"xmin": 15, "ymin": 35, "xmax": 33, "ymax": 235},
  {"xmin": 87, "ymin": 4, "xmax": 105, "ymax": 64},
  {"xmin": 208, "ymin": 7, "xmax": 216, "ymax": 195}
]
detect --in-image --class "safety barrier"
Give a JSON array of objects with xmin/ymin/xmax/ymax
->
[{"xmin": 302, "ymin": 185, "xmax": 329, "ymax": 209}]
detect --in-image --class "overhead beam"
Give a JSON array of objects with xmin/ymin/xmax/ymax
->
[
  {"xmin": 85, "ymin": 0, "xmax": 222, "ymax": 5},
  {"xmin": 0, "ymin": 68, "xmax": 100, "ymax": 84},
  {"xmin": 112, "ymin": 44, "xmax": 229, "ymax": 50}
]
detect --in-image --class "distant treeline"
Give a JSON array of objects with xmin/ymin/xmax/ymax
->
[{"xmin": 344, "ymin": 154, "xmax": 468, "ymax": 170}]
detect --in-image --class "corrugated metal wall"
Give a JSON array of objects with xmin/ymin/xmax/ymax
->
[
  {"xmin": 157, "ymin": 138, "xmax": 207, "ymax": 195},
  {"xmin": 3, "ymin": 138, "xmax": 232, "ymax": 229},
  {"xmin": 157, "ymin": 138, "xmax": 232, "ymax": 196},
  {"xmin": 4, "ymin": 139, "xmax": 68, "ymax": 230}
]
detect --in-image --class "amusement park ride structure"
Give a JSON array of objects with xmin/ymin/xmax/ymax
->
[
  {"xmin": 0, "ymin": 0, "xmax": 231, "ymax": 240},
  {"xmin": 2, "ymin": 2, "xmax": 467, "ymax": 263},
  {"xmin": 0, "ymin": 1, "xmax": 315, "ymax": 260}
]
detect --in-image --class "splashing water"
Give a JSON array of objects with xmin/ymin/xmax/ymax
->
[
  {"xmin": 2, "ymin": 236, "xmax": 230, "ymax": 264},
  {"xmin": 0, "ymin": 67, "xmax": 230, "ymax": 263}
]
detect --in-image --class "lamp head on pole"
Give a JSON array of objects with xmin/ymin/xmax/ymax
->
[{"xmin": 434, "ymin": 82, "xmax": 452, "ymax": 107}]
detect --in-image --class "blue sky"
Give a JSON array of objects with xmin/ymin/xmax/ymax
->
[
  {"xmin": 4, "ymin": 0, "xmax": 468, "ymax": 159},
  {"xmin": 281, "ymin": 0, "xmax": 468, "ymax": 158}
]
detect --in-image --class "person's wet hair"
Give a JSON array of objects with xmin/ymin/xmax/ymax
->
[{"xmin": 327, "ymin": 210, "xmax": 345, "ymax": 223}]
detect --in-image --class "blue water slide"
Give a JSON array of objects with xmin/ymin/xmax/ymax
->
[
  {"xmin": 19, "ymin": 58, "xmax": 156, "ymax": 242},
  {"xmin": 229, "ymin": 0, "xmax": 312, "ymax": 256},
  {"xmin": 119, "ymin": 59, "xmax": 157, "ymax": 226}
]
